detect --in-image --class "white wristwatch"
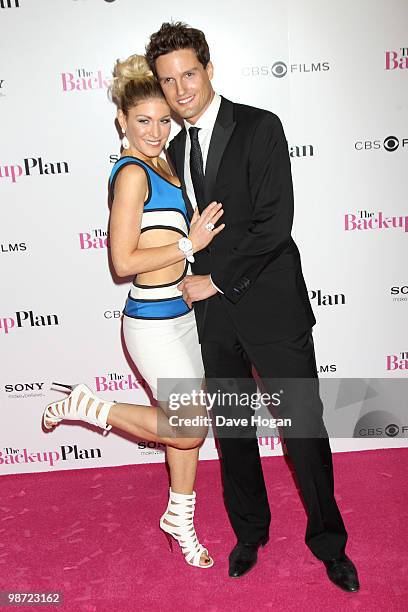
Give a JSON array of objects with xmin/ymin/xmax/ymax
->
[{"xmin": 178, "ymin": 237, "xmax": 195, "ymax": 263}]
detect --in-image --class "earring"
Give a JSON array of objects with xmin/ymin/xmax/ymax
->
[{"xmin": 121, "ymin": 128, "xmax": 130, "ymax": 150}]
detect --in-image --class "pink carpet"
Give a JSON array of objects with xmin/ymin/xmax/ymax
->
[{"xmin": 0, "ymin": 448, "xmax": 406, "ymax": 611}]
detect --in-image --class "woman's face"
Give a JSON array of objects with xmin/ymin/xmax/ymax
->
[{"xmin": 118, "ymin": 97, "xmax": 171, "ymax": 158}]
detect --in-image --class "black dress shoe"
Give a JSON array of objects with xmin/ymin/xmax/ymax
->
[
  {"xmin": 324, "ymin": 554, "xmax": 360, "ymax": 592},
  {"xmin": 228, "ymin": 536, "xmax": 269, "ymax": 578}
]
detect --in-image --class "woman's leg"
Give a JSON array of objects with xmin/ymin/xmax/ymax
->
[
  {"xmin": 105, "ymin": 400, "xmax": 204, "ymax": 450},
  {"xmin": 44, "ymin": 391, "xmax": 206, "ymax": 450},
  {"xmin": 164, "ymin": 445, "xmax": 211, "ymax": 566},
  {"xmin": 166, "ymin": 445, "xmax": 199, "ymax": 494}
]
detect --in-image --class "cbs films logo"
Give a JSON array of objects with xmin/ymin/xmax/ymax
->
[
  {"xmin": 385, "ymin": 46, "xmax": 408, "ymax": 70},
  {"xmin": 319, "ymin": 364, "xmax": 337, "ymax": 374},
  {"xmin": 1, "ymin": 241, "xmax": 27, "ymax": 254},
  {"xmin": 355, "ymin": 135, "xmax": 407, "ymax": 152},
  {"xmin": 242, "ymin": 60, "xmax": 329, "ymax": 78},
  {"xmin": 356, "ymin": 421, "xmax": 408, "ymax": 438},
  {"xmin": 104, "ymin": 309, "xmax": 121, "ymax": 320}
]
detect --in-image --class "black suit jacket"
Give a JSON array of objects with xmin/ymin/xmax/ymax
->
[{"xmin": 168, "ymin": 97, "xmax": 316, "ymax": 344}]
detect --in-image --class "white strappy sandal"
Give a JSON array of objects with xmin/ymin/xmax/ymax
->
[
  {"xmin": 42, "ymin": 383, "xmax": 113, "ymax": 435},
  {"xmin": 160, "ymin": 488, "xmax": 214, "ymax": 568}
]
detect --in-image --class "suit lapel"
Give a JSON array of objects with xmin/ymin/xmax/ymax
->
[
  {"xmin": 170, "ymin": 129, "xmax": 194, "ymax": 221},
  {"xmin": 204, "ymin": 97, "xmax": 236, "ymax": 204}
]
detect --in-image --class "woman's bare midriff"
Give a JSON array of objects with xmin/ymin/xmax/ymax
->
[{"xmin": 135, "ymin": 227, "xmax": 186, "ymax": 286}]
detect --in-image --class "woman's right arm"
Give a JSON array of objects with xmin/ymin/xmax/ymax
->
[{"xmin": 109, "ymin": 164, "xmax": 225, "ymax": 277}]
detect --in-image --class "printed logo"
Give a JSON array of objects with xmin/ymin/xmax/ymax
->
[
  {"xmin": 242, "ymin": 61, "xmax": 330, "ymax": 78},
  {"xmin": 386, "ymin": 351, "xmax": 408, "ymax": 371},
  {"xmin": 344, "ymin": 210, "xmax": 408, "ymax": 232},
  {"xmin": 137, "ymin": 441, "xmax": 166, "ymax": 455},
  {"xmin": 61, "ymin": 68, "xmax": 110, "ymax": 92},
  {"xmin": 319, "ymin": 364, "xmax": 337, "ymax": 374},
  {"xmin": 0, "ymin": 445, "xmax": 101, "ymax": 468},
  {"xmin": 4, "ymin": 381, "xmax": 46, "ymax": 399},
  {"xmin": 104, "ymin": 310, "xmax": 122, "ymax": 319},
  {"xmin": 385, "ymin": 47, "xmax": 408, "ymax": 70},
  {"xmin": 0, "ymin": 157, "xmax": 69, "ymax": 184},
  {"xmin": 354, "ymin": 136, "xmax": 408, "ymax": 152},
  {"xmin": 94, "ymin": 372, "xmax": 147, "ymax": 392},
  {"xmin": 309, "ymin": 290, "xmax": 345, "ymax": 306},
  {"xmin": 290, "ymin": 144, "xmax": 314, "ymax": 158},
  {"xmin": 258, "ymin": 436, "xmax": 281, "ymax": 451},
  {"xmin": 357, "ymin": 423, "xmax": 408, "ymax": 437},
  {"xmin": 0, "ymin": 242, "xmax": 27, "ymax": 253},
  {"xmin": 0, "ymin": 310, "xmax": 59, "ymax": 335},
  {"xmin": 391, "ymin": 286, "xmax": 408, "ymax": 302},
  {"xmin": 79, "ymin": 229, "xmax": 108, "ymax": 250}
]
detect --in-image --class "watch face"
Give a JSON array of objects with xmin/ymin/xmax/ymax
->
[{"xmin": 179, "ymin": 238, "xmax": 192, "ymax": 251}]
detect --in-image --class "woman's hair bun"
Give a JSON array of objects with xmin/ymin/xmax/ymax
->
[{"xmin": 110, "ymin": 54, "xmax": 155, "ymax": 107}]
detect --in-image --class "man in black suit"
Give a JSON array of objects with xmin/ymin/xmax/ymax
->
[{"xmin": 146, "ymin": 22, "xmax": 359, "ymax": 591}]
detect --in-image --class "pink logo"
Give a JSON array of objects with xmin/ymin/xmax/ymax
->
[
  {"xmin": 0, "ymin": 448, "xmax": 60, "ymax": 467},
  {"xmin": 258, "ymin": 436, "xmax": 281, "ymax": 451},
  {"xmin": 95, "ymin": 372, "xmax": 146, "ymax": 392},
  {"xmin": 61, "ymin": 68, "xmax": 110, "ymax": 92},
  {"xmin": 386, "ymin": 352, "xmax": 408, "ymax": 371},
  {"xmin": 385, "ymin": 48, "xmax": 408, "ymax": 70},
  {"xmin": 345, "ymin": 210, "xmax": 408, "ymax": 232},
  {"xmin": 0, "ymin": 157, "xmax": 69, "ymax": 184},
  {"xmin": 79, "ymin": 229, "xmax": 108, "ymax": 250},
  {"xmin": 0, "ymin": 310, "xmax": 59, "ymax": 335}
]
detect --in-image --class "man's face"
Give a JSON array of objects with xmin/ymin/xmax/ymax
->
[{"xmin": 155, "ymin": 48, "xmax": 214, "ymax": 124}]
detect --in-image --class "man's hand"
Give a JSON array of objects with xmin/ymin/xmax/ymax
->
[{"xmin": 178, "ymin": 274, "xmax": 217, "ymax": 308}]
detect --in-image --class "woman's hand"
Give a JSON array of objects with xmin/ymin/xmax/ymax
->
[{"xmin": 188, "ymin": 202, "xmax": 225, "ymax": 253}]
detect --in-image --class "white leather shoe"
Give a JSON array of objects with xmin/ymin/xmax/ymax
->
[
  {"xmin": 160, "ymin": 488, "xmax": 214, "ymax": 568},
  {"xmin": 43, "ymin": 383, "xmax": 113, "ymax": 434}
]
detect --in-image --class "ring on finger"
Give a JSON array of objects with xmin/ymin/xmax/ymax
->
[{"xmin": 205, "ymin": 222, "xmax": 215, "ymax": 231}]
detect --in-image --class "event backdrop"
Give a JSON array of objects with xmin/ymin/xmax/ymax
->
[{"xmin": 1, "ymin": 0, "xmax": 407, "ymax": 474}]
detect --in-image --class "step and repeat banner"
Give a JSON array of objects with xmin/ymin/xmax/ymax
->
[{"xmin": 1, "ymin": 0, "xmax": 407, "ymax": 474}]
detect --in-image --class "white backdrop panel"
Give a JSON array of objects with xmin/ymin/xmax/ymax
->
[{"xmin": 0, "ymin": 0, "xmax": 406, "ymax": 475}]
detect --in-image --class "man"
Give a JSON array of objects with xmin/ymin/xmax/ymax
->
[{"xmin": 146, "ymin": 22, "xmax": 359, "ymax": 591}]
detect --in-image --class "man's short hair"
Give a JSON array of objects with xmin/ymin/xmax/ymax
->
[{"xmin": 146, "ymin": 21, "xmax": 210, "ymax": 77}]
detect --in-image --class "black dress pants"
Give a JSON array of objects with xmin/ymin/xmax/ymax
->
[{"xmin": 201, "ymin": 320, "xmax": 348, "ymax": 561}]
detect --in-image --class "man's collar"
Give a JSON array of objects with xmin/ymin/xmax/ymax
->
[{"xmin": 183, "ymin": 92, "xmax": 221, "ymax": 132}]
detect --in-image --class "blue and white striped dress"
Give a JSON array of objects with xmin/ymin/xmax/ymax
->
[{"xmin": 109, "ymin": 156, "xmax": 204, "ymax": 400}]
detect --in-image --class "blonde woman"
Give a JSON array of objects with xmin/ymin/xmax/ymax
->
[{"xmin": 42, "ymin": 54, "xmax": 225, "ymax": 569}]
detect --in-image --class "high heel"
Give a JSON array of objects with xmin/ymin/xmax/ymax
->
[
  {"xmin": 163, "ymin": 530, "xmax": 173, "ymax": 552},
  {"xmin": 160, "ymin": 488, "xmax": 214, "ymax": 568},
  {"xmin": 42, "ymin": 382, "xmax": 114, "ymax": 435}
]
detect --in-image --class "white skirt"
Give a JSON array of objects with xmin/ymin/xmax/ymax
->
[{"xmin": 122, "ymin": 309, "xmax": 204, "ymax": 401}]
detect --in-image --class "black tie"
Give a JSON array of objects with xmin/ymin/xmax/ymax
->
[{"xmin": 189, "ymin": 126, "xmax": 205, "ymax": 211}]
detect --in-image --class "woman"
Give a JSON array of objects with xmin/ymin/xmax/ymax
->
[{"xmin": 42, "ymin": 54, "xmax": 225, "ymax": 569}]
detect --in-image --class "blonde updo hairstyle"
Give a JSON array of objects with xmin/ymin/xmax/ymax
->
[{"xmin": 110, "ymin": 54, "xmax": 164, "ymax": 115}]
